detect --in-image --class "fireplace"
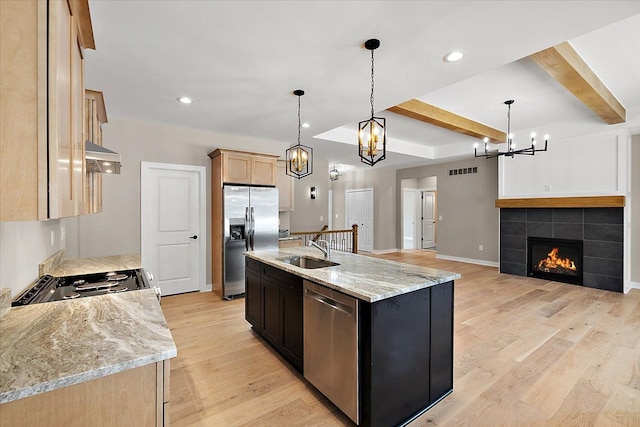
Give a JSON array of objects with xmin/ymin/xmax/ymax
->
[
  {"xmin": 527, "ymin": 237, "xmax": 583, "ymax": 285},
  {"xmin": 500, "ymin": 207, "xmax": 623, "ymax": 292}
]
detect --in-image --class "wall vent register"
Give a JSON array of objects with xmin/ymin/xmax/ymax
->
[{"xmin": 449, "ymin": 166, "xmax": 477, "ymax": 176}]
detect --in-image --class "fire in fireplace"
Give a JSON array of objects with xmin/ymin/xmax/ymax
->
[{"xmin": 527, "ymin": 237, "xmax": 583, "ymax": 285}]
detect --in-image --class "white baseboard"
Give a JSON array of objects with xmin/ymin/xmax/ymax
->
[
  {"xmin": 630, "ymin": 281, "xmax": 640, "ymax": 290},
  {"xmin": 436, "ymin": 254, "xmax": 499, "ymax": 268},
  {"xmin": 201, "ymin": 283, "xmax": 212, "ymax": 292}
]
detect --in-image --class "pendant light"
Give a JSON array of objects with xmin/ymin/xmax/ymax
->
[
  {"xmin": 475, "ymin": 100, "xmax": 549, "ymax": 158},
  {"xmin": 286, "ymin": 90, "xmax": 313, "ymax": 179},
  {"xmin": 358, "ymin": 38, "xmax": 386, "ymax": 167}
]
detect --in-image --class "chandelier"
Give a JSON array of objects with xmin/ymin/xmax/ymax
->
[
  {"xmin": 358, "ymin": 39, "xmax": 386, "ymax": 167},
  {"xmin": 329, "ymin": 165, "xmax": 340, "ymax": 181},
  {"xmin": 286, "ymin": 90, "xmax": 313, "ymax": 179},
  {"xmin": 475, "ymin": 100, "xmax": 548, "ymax": 159}
]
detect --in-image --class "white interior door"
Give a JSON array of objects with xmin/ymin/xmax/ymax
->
[
  {"xmin": 141, "ymin": 162, "xmax": 206, "ymax": 296},
  {"xmin": 402, "ymin": 189, "xmax": 417, "ymax": 249},
  {"xmin": 421, "ymin": 191, "xmax": 436, "ymax": 249},
  {"xmin": 346, "ymin": 188, "xmax": 373, "ymax": 252}
]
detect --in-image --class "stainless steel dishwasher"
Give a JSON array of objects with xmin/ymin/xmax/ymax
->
[{"xmin": 303, "ymin": 280, "xmax": 359, "ymax": 424}]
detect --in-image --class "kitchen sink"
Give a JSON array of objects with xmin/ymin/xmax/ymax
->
[{"xmin": 277, "ymin": 256, "xmax": 340, "ymax": 269}]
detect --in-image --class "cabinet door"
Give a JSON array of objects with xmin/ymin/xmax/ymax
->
[
  {"xmin": 84, "ymin": 91, "xmax": 104, "ymax": 214},
  {"xmin": 280, "ymin": 285, "xmax": 303, "ymax": 372},
  {"xmin": 245, "ymin": 269, "xmax": 262, "ymax": 330},
  {"xmin": 0, "ymin": 0, "xmax": 49, "ymax": 221},
  {"xmin": 276, "ymin": 160, "xmax": 294, "ymax": 212},
  {"xmin": 48, "ymin": 0, "xmax": 73, "ymax": 218},
  {"xmin": 222, "ymin": 152, "xmax": 252, "ymax": 184},
  {"xmin": 251, "ymin": 156, "xmax": 277, "ymax": 186},
  {"xmin": 261, "ymin": 278, "xmax": 281, "ymax": 347},
  {"xmin": 49, "ymin": 1, "xmax": 85, "ymax": 218},
  {"xmin": 429, "ymin": 281, "xmax": 454, "ymax": 403},
  {"xmin": 70, "ymin": 22, "xmax": 85, "ymax": 215}
]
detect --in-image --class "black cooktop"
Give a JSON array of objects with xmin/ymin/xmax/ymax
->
[{"xmin": 12, "ymin": 269, "xmax": 150, "ymax": 306}]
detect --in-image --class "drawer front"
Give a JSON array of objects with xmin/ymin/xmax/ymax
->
[
  {"xmin": 262, "ymin": 263, "xmax": 296, "ymax": 284},
  {"xmin": 246, "ymin": 257, "xmax": 261, "ymax": 273}
]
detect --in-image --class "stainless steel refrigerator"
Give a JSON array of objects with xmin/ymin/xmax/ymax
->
[{"xmin": 223, "ymin": 185, "xmax": 278, "ymax": 299}]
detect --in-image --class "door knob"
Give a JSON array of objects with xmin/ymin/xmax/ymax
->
[{"xmin": 189, "ymin": 235, "xmax": 198, "ymax": 240}]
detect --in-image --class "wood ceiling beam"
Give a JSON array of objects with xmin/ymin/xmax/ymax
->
[
  {"xmin": 387, "ymin": 99, "xmax": 506, "ymax": 144},
  {"xmin": 529, "ymin": 41, "xmax": 625, "ymax": 124}
]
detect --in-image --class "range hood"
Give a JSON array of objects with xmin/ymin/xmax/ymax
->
[{"xmin": 86, "ymin": 141, "xmax": 121, "ymax": 174}]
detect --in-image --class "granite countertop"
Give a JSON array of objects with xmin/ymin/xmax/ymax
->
[
  {"xmin": 47, "ymin": 254, "xmax": 143, "ymax": 277},
  {"xmin": 245, "ymin": 247, "xmax": 461, "ymax": 303},
  {"xmin": 0, "ymin": 289, "xmax": 176, "ymax": 404}
]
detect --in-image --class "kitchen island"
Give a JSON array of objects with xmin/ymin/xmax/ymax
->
[
  {"xmin": 245, "ymin": 247, "xmax": 461, "ymax": 427},
  {"xmin": 0, "ymin": 288, "xmax": 176, "ymax": 426}
]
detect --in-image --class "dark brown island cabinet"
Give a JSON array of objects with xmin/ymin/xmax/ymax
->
[{"xmin": 245, "ymin": 257, "xmax": 454, "ymax": 427}]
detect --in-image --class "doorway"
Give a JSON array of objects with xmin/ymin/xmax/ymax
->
[
  {"xmin": 421, "ymin": 191, "xmax": 436, "ymax": 249},
  {"xmin": 402, "ymin": 189, "xmax": 419, "ymax": 249},
  {"xmin": 346, "ymin": 188, "xmax": 373, "ymax": 252},
  {"xmin": 141, "ymin": 162, "xmax": 206, "ymax": 296},
  {"xmin": 401, "ymin": 177, "xmax": 437, "ymax": 250}
]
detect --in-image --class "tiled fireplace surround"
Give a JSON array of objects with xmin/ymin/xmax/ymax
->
[{"xmin": 500, "ymin": 207, "xmax": 623, "ymax": 292}]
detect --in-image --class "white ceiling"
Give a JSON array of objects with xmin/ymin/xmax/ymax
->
[{"xmin": 84, "ymin": 1, "xmax": 640, "ymax": 173}]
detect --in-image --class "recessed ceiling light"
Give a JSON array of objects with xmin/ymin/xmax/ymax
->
[
  {"xmin": 302, "ymin": 122, "xmax": 310, "ymax": 128},
  {"xmin": 177, "ymin": 96, "xmax": 193, "ymax": 104},
  {"xmin": 443, "ymin": 50, "xmax": 466, "ymax": 63}
]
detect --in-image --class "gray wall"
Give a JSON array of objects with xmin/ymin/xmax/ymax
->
[
  {"xmin": 330, "ymin": 166, "xmax": 397, "ymax": 250},
  {"xmin": 632, "ymin": 135, "xmax": 640, "ymax": 283},
  {"xmin": 0, "ymin": 220, "xmax": 67, "ymax": 296},
  {"xmin": 396, "ymin": 157, "xmax": 499, "ymax": 262},
  {"xmin": 289, "ymin": 159, "xmax": 330, "ymax": 233},
  {"xmin": 72, "ymin": 117, "xmax": 288, "ymax": 286}
]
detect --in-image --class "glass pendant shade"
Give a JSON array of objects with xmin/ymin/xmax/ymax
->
[{"xmin": 286, "ymin": 89, "xmax": 313, "ymax": 179}]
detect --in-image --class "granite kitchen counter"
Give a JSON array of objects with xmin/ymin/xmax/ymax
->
[
  {"xmin": 0, "ymin": 289, "xmax": 176, "ymax": 404},
  {"xmin": 47, "ymin": 254, "xmax": 143, "ymax": 277},
  {"xmin": 245, "ymin": 247, "xmax": 461, "ymax": 302}
]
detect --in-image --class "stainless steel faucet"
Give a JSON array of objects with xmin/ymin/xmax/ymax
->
[{"xmin": 308, "ymin": 239, "xmax": 330, "ymax": 258}]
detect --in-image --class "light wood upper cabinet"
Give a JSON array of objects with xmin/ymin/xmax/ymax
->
[
  {"xmin": 210, "ymin": 149, "xmax": 278, "ymax": 186},
  {"xmin": 222, "ymin": 152, "xmax": 252, "ymax": 184},
  {"xmin": 84, "ymin": 90, "xmax": 108, "ymax": 214},
  {"xmin": 0, "ymin": 0, "xmax": 94, "ymax": 221},
  {"xmin": 276, "ymin": 161, "xmax": 294, "ymax": 212}
]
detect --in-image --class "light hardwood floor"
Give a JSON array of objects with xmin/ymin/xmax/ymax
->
[{"xmin": 161, "ymin": 250, "xmax": 640, "ymax": 426}]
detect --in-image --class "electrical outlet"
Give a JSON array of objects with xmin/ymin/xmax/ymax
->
[
  {"xmin": 439, "ymin": 215, "xmax": 443, "ymax": 221},
  {"xmin": 544, "ymin": 184, "xmax": 551, "ymax": 192},
  {"xmin": 479, "ymin": 244, "xmax": 483, "ymax": 251},
  {"xmin": 320, "ymin": 215, "xmax": 323, "ymax": 222},
  {"xmin": 61, "ymin": 226, "xmax": 65, "ymax": 241},
  {"xmin": 335, "ymin": 214, "xmax": 339, "ymax": 219},
  {"xmin": 50, "ymin": 230, "xmax": 55, "ymax": 246}
]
